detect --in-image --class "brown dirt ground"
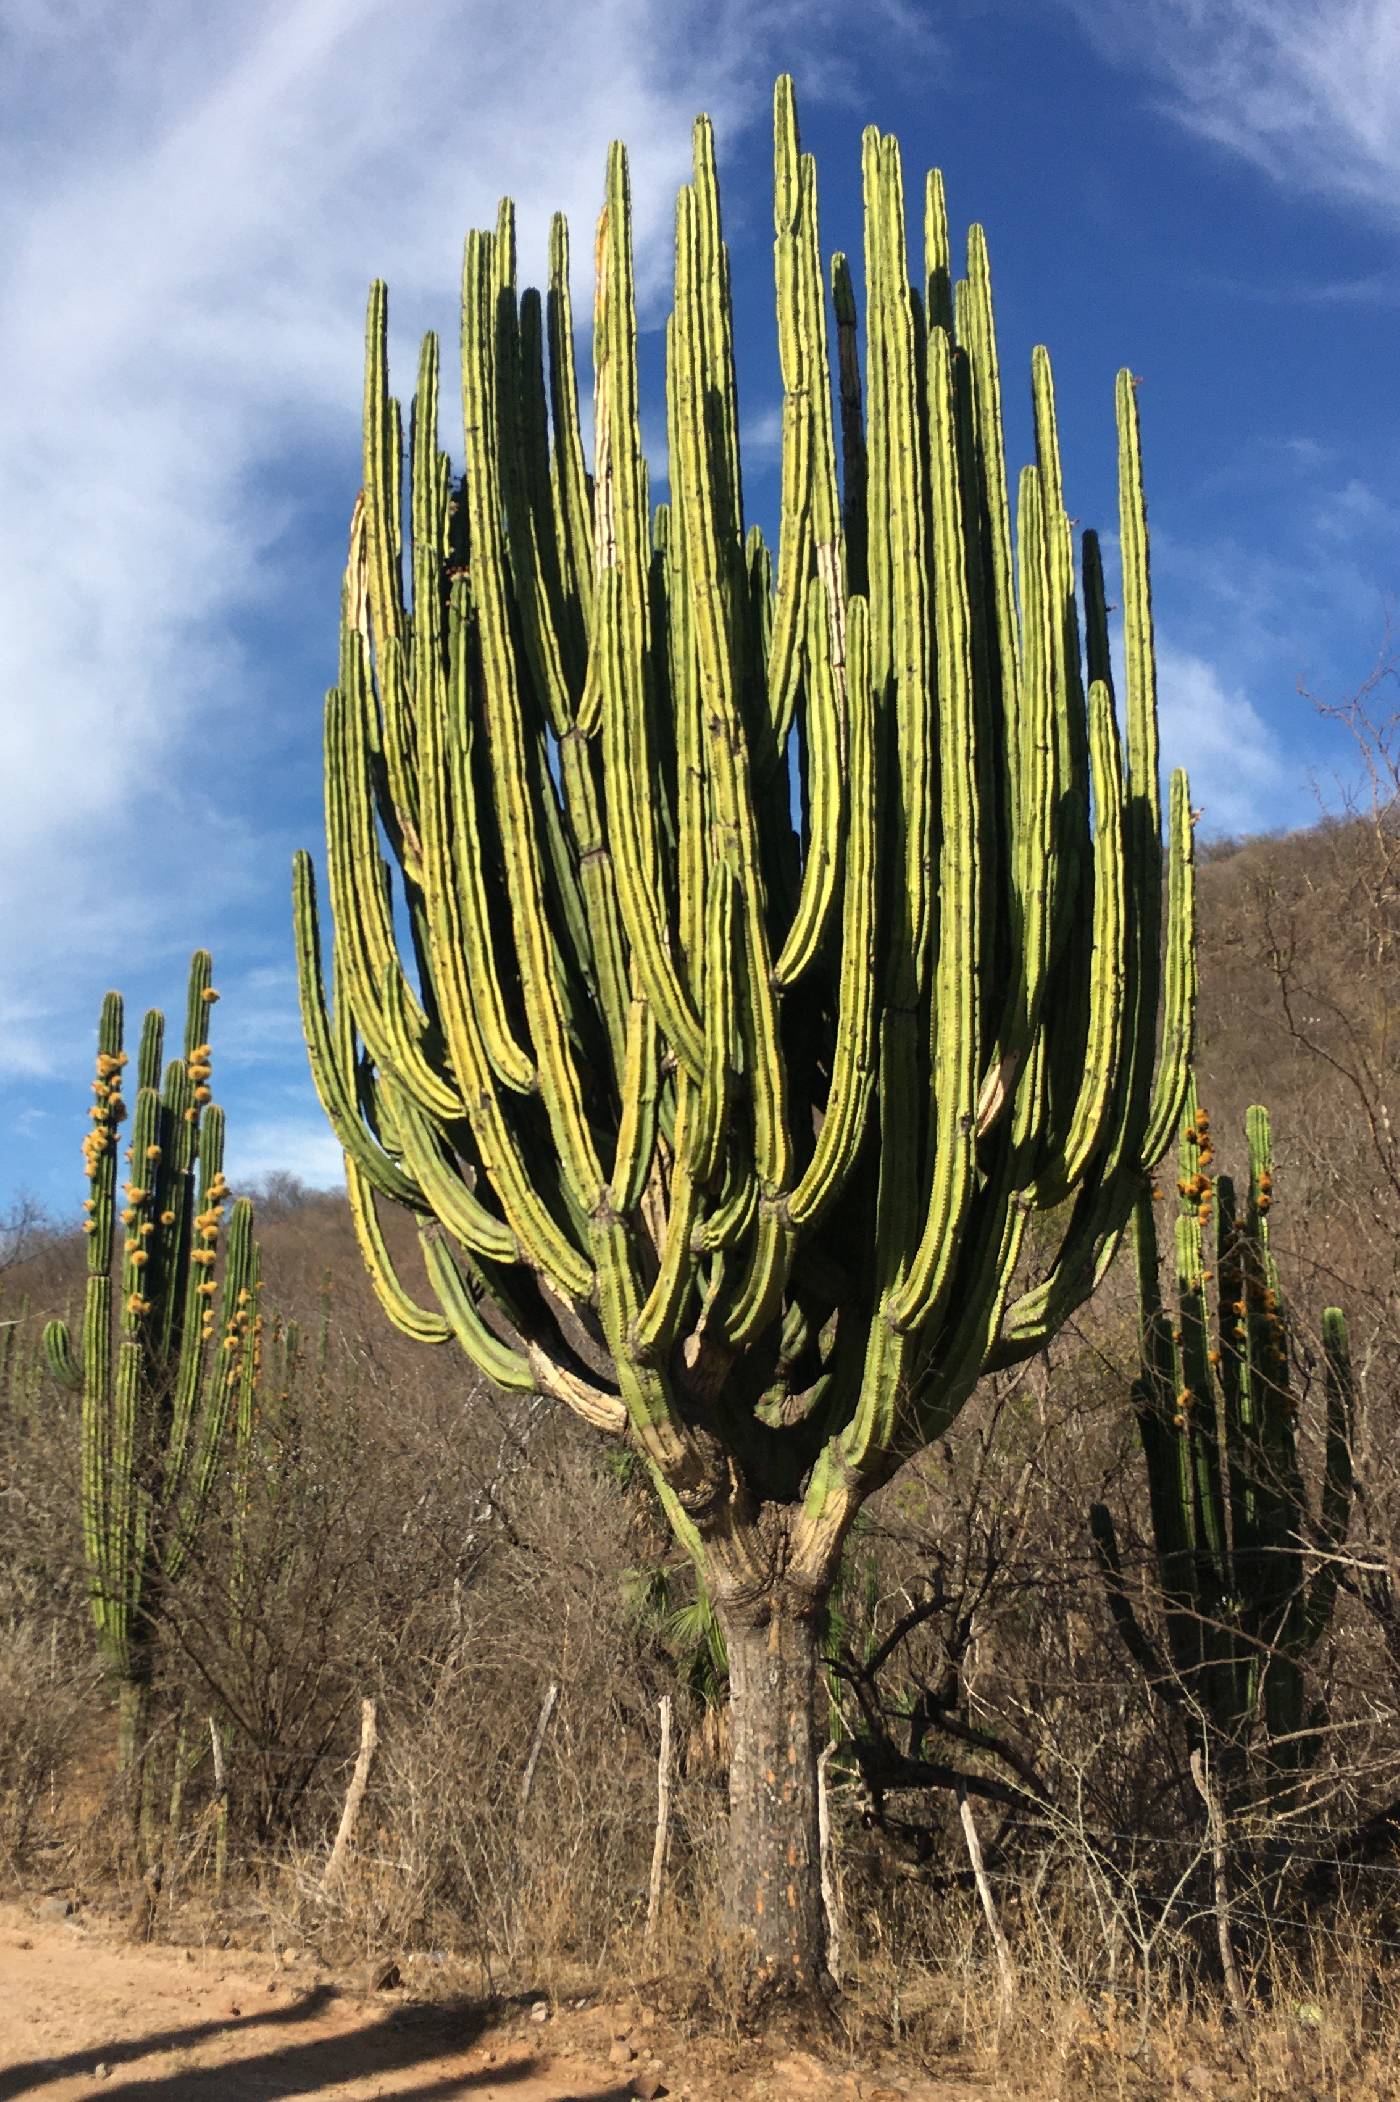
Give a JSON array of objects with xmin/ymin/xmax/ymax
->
[{"xmin": 0, "ymin": 1899, "xmax": 987, "ymax": 2102}]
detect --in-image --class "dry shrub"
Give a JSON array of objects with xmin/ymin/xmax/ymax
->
[{"xmin": 0, "ymin": 1621, "xmax": 99, "ymax": 1873}]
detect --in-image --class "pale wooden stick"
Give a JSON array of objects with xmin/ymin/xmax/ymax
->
[
  {"xmin": 518, "ymin": 1682, "xmax": 559, "ymax": 1820},
  {"xmin": 817, "ymin": 1740, "xmax": 843, "ymax": 1982},
  {"xmin": 644, "ymin": 1693, "xmax": 674, "ymax": 1960},
  {"xmin": 208, "ymin": 1717, "xmax": 228, "ymax": 1900},
  {"xmin": 1191, "ymin": 1746, "xmax": 1247, "ymax": 2017},
  {"xmin": 321, "ymin": 1696, "xmax": 378, "ymax": 1896},
  {"xmin": 959, "ymin": 1788, "xmax": 1015, "ymax": 2024}
]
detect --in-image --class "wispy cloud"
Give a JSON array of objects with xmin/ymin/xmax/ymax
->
[
  {"xmin": 1156, "ymin": 647, "xmax": 1292, "ymax": 838},
  {"xmin": 225, "ymin": 1114, "xmax": 345, "ymax": 1193},
  {"xmin": 1064, "ymin": 0, "xmax": 1400, "ymax": 221},
  {"xmin": 1, "ymin": 0, "xmax": 909, "ymax": 1084}
]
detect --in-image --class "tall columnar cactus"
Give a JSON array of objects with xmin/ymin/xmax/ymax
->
[
  {"xmin": 1092, "ymin": 1092, "xmax": 1353, "ymax": 1781},
  {"xmin": 294, "ymin": 79, "xmax": 1194, "ymax": 1991},
  {"xmin": 44, "ymin": 953, "xmax": 259, "ymax": 1793}
]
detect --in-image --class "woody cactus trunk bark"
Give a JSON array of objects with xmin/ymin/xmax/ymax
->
[
  {"xmin": 44, "ymin": 954, "xmax": 260, "ymax": 1847},
  {"xmin": 294, "ymin": 78, "xmax": 1195, "ymax": 1998}
]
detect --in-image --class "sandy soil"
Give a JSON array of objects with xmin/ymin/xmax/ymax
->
[{"xmin": 0, "ymin": 1900, "xmax": 975, "ymax": 2102}]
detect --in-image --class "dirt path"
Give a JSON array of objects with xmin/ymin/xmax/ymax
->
[{"xmin": 0, "ymin": 1901, "xmax": 972, "ymax": 2102}]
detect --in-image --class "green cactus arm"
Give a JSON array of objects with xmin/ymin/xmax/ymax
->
[
  {"xmin": 546, "ymin": 214, "xmax": 595, "ymax": 650},
  {"xmin": 830, "ymin": 251, "xmax": 868, "ymax": 597},
  {"xmin": 493, "ymin": 289, "xmax": 573, "ymax": 743},
  {"xmin": 1031, "ymin": 680, "xmax": 1127, "ymax": 1202},
  {"xmin": 1140, "ymin": 768, "xmax": 1197, "ymax": 1167},
  {"xmin": 633, "ymin": 1141, "xmax": 702, "ymax": 1356},
  {"xmin": 383, "ymin": 1079, "xmax": 519, "ymax": 1264},
  {"xmin": 1007, "ymin": 464, "xmax": 1058, "ymax": 1156},
  {"xmin": 160, "ymin": 1095, "xmax": 224, "ymax": 1512},
  {"xmin": 1174, "ymin": 1209, "xmax": 1228, "ymax": 1574},
  {"xmin": 592, "ymin": 146, "xmax": 705, "ymax": 1078},
  {"xmin": 887, "ymin": 319, "xmax": 980, "ymax": 1332},
  {"xmin": 136, "ymin": 1009, "xmax": 164, "ymax": 1095},
  {"xmin": 787, "ymin": 593, "xmax": 878, "ymax": 1229},
  {"xmin": 1088, "ymin": 1502, "xmax": 1183, "ymax": 1708},
  {"xmin": 592, "ymin": 1212, "xmax": 709, "ymax": 1489},
  {"xmin": 960, "ymin": 224, "xmax": 1021, "ymax": 787},
  {"xmin": 80, "ymin": 1275, "xmax": 118, "ymax": 1662},
  {"xmin": 1304, "ymin": 1307, "xmax": 1354, "ymax": 1644},
  {"xmin": 323, "ymin": 674, "xmax": 458, "ymax": 1118},
  {"xmin": 43, "ymin": 1319, "xmax": 81, "ymax": 1390},
  {"xmin": 609, "ymin": 984, "xmax": 660, "ymax": 1215},
  {"xmin": 440, "ymin": 583, "xmax": 538, "ymax": 1093},
  {"xmin": 291, "ymin": 851, "xmax": 427, "ymax": 1208},
  {"xmin": 690, "ymin": 116, "xmax": 745, "ymax": 558},
  {"xmin": 409, "ymin": 337, "xmax": 449, "ymax": 714},
  {"xmin": 108, "ymin": 1336, "xmax": 142, "ymax": 1664},
  {"xmin": 764, "ymin": 76, "xmax": 814, "ymax": 760},
  {"xmin": 860, "ymin": 136, "xmax": 891, "ymax": 705},
  {"xmin": 692, "ymin": 1159, "xmax": 759, "ymax": 1255},
  {"xmin": 924, "ymin": 168, "xmax": 953, "ymax": 334},
  {"xmin": 803, "ymin": 148, "xmax": 843, "ymax": 613},
  {"xmin": 661, "ymin": 342, "xmax": 705, "ymax": 991},
  {"xmin": 165, "ymin": 1196, "xmax": 256, "ymax": 1585},
  {"xmin": 685, "ymin": 865, "xmax": 737, "ymax": 1190},
  {"xmin": 773, "ymin": 571, "xmax": 844, "ymax": 988},
  {"xmin": 420, "ymin": 1228, "xmax": 535, "ymax": 1390},
  {"xmin": 360, "ymin": 287, "xmax": 421, "ymax": 865},
  {"xmin": 344, "ymin": 1152, "xmax": 453, "ymax": 1345},
  {"xmin": 869, "ymin": 130, "xmax": 933, "ymax": 1002}
]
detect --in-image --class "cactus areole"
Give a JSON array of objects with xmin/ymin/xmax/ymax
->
[{"xmin": 295, "ymin": 78, "xmax": 1195, "ymax": 1996}]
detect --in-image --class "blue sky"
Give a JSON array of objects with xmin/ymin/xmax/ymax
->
[{"xmin": 4, "ymin": 0, "xmax": 1397, "ymax": 1219}]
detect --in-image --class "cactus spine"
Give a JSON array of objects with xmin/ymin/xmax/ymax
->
[
  {"xmin": 295, "ymin": 79, "xmax": 1194, "ymax": 1989},
  {"xmin": 45, "ymin": 954, "xmax": 258, "ymax": 1799},
  {"xmin": 1092, "ymin": 1092, "xmax": 1353, "ymax": 1780}
]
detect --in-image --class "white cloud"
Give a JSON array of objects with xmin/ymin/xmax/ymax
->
[
  {"xmin": 1156, "ymin": 646, "xmax": 1292, "ymax": 838},
  {"xmin": 224, "ymin": 1114, "xmax": 345, "ymax": 1194},
  {"xmin": 1, "ymin": 0, "xmax": 908, "ymax": 1081},
  {"xmin": 1064, "ymin": 0, "xmax": 1400, "ymax": 221}
]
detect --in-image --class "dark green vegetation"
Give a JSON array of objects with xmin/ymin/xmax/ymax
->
[{"xmin": 1093, "ymin": 1093, "xmax": 1352, "ymax": 1791}]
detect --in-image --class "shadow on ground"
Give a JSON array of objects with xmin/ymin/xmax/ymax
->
[{"xmin": 0, "ymin": 1984, "xmax": 641, "ymax": 2100}]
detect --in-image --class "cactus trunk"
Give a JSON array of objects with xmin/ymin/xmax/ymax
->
[
  {"xmin": 716, "ymin": 1579, "xmax": 827, "ymax": 1992},
  {"xmin": 297, "ymin": 76, "xmax": 1194, "ymax": 1994}
]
